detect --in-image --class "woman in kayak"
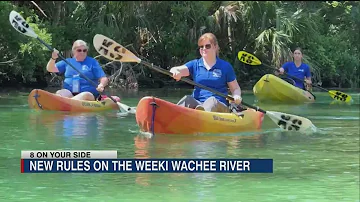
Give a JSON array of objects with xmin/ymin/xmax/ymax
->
[
  {"xmin": 279, "ymin": 47, "xmax": 312, "ymax": 91},
  {"xmin": 46, "ymin": 40, "xmax": 111, "ymax": 101},
  {"xmin": 169, "ymin": 33, "xmax": 242, "ymax": 113}
]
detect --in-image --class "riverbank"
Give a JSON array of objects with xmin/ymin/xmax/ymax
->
[{"xmin": 0, "ymin": 85, "xmax": 359, "ymax": 96}]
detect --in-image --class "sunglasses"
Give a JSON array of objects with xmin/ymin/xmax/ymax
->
[
  {"xmin": 76, "ymin": 49, "xmax": 88, "ymax": 53},
  {"xmin": 198, "ymin": 44, "xmax": 212, "ymax": 50}
]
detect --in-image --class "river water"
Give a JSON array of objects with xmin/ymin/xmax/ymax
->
[{"xmin": 0, "ymin": 88, "xmax": 359, "ymax": 202}]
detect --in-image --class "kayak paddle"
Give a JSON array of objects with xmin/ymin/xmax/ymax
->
[
  {"xmin": 237, "ymin": 51, "xmax": 353, "ymax": 103},
  {"xmin": 93, "ymin": 34, "xmax": 317, "ymax": 133},
  {"xmin": 9, "ymin": 10, "xmax": 136, "ymax": 114}
]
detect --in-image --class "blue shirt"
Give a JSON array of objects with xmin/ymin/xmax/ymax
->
[
  {"xmin": 55, "ymin": 56, "xmax": 106, "ymax": 97},
  {"xmin": 185, "ymin": 57, "xmax": 236, "ymax": 105},
  {"xmin": 282, "ymin": 61, "xmax": 311, "ymax": 90}
]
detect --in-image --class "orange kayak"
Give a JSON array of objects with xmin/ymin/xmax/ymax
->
[
  {"xmin": 135, "ymin": 96, "xmax": 264, "ymax": 135},
  {"xmin": 28, "ymin": 89, "xmax": 119, "ymax": 112}
]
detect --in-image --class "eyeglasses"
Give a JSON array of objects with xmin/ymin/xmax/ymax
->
[
  {"xmin": 76, "ymin": 49, "xmax": 88, "ymax": 53},
  {"xmin": 198, "ymin": 44, "xmax": 212, "ymax": 50}
]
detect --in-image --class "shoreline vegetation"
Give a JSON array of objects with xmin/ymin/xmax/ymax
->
[
  {"xmin": 0, "ymin": 1, "xmax": 359, "ymax": 91},
  {"xmin": 0, "ymin": 86, "xmax": 359, "ymax": 96}
]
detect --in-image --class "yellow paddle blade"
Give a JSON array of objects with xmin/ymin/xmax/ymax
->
[
  {"xmin": 237, "ymin": 51, "xmax": 262, "ymax": 66},
  {"xmin": 328, "ymin": 90, "xmax": 353, "ymax": 103},
  {"xmin": 93, "ymin": 34, "xmax": 141, "ymax": 63},
  {"xmin": 330, "ymin": 100, "xmax": 353, "ymax": 105}
]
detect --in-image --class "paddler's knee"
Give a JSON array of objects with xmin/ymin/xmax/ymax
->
[
  {"xmin": 202, "ymin": 96, "xmax": 229, "ymax": 113},
  {"xmin": 176, "ymin": 95, "xmax": 192, "ymax": 105},
  {"xmin": 204, "ymin": 96, "xmax": 217, "ymax": 103},
  {"xmin": 203, "ymin": 96, "xmax": 220, "ymax": 107},
  {"xmin": 176, "ymin": 95, "xmax": 199, "ymax": 108},
  {"xmin": 56, "ymin": 89, "xmax": 73, "ymax": 98},
  {"xmin": 72, "ymin": 92, "xmax": 95, "ymax": 101}
]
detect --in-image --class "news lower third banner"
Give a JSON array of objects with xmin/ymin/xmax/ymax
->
[{"xmin": 21, "ymin": 150, "xmax": 273, "ymax": 173}]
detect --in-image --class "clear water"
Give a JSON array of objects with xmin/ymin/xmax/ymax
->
[{"xmin": 0, "ymin": 88, "xmax": 359, "ymax": 202}]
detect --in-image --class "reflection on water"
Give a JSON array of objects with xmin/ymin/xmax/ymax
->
[
  {"xmin": 0, "ymin": 89, "xmax": 358, "ymax": 201},
  {"xmin": 134, "ymin": 135, "xmax": 150, "ymax": 159},
  {"xmin": 131, "ymin": 131, "xmax": 314, "ymax": 189},
  {"xmin": 28, "ymin": 112, "xmax": 106, "ymax": 138},
  {"xmin": 60, "ymin": 114, "xmax": 105, "ymax": 137},
  {"xmin": 134, "ymin": 136, "xmax": 151, "ymax": 187},
  {"xmin": 27, "ymin": 112, "xmax": 110, "ymax": 149}
]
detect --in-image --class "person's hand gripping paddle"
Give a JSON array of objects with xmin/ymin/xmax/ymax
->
[
  {"xmin": 237, "ymin": 51, "xmax": 353, "ymax": 103},
  {"xmin": 9, "ymin": 10, "xmax": 136, "ymax": 114}
]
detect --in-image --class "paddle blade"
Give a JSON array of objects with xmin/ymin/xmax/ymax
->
[
  {"xmin": 328, "ymin": 90, "xmax": 353, "ymax": 103},
  {"xmin": 9, "ymin": 10, "xmax": 37, "ymax": 38},
  {"xmin": 237, "ymin": 51, "xmax": 262, "ymax": 66},
  {"xmin": 117, "ymin": 102, "xmax": 136, "ymax": 114},
  {"xmin": 266, "ymin": 111, "xmax": 317, "ymax": 133},
  {"xmin": 93, "ymin": 34, "xmax": 141, "ymax": 63}
]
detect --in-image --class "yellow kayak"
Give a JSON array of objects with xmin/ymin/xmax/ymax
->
[{"xmin": 253, "ymin": 74, "xmax": 316, "ymax": 104}]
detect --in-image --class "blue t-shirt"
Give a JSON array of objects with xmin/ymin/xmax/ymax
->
[
  {"xmin": 185, "ymin": 57, "xmax": 236, "ymax": 105},
  {"xmin": 55, "ymin": 56, "xmax": 106, "ymax": 97},
  {"xmin": 282, "ymin": 61, "xmax": 311, "ymax": 90}
]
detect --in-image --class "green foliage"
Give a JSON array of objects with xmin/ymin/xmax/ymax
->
[
  {"xmin": 0, "ymin": 1, "xmax": 358, "ymax": 89},
  {"xmin": 0, "ymin": 1, "xmax": 52, "ymax": 86}
]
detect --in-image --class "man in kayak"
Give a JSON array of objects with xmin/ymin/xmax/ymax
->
[
  {"xmin": 169, "ymin": 33, "xmax": 242, "ymax": 113},
  {"xmin": 46, "ymin": 40, "xmax": 117, "ymax": 101},
  {"xmin": 278, "ymin": 47, "xmax": 312, "ymax": 91}
]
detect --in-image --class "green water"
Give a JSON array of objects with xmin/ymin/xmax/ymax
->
[{"xmin": 0, "ymin": 88, "xmax": 359, "ymax": 202}]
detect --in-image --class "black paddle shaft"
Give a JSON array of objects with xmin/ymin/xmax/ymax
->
[
  {"xmin": 36, "ymin": 37, "xmax": 118, "ymax": 104},
  {"xmin": 140, "ymin": 60, "xmax": 267, "ymax": 114}
]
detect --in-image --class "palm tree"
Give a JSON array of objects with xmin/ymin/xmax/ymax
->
[{"xmin": 208, "ymin": 1, "xmax": 241, "ymax": 51}]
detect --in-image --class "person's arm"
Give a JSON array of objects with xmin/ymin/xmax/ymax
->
[
  {"xmin": 92, "ymin": 59, "xmax": 108, "ymax": 91},
  {"xmin": 46, "ymin": 58, "xmax": 59, "ymax": 72},
  {"xmin": 279, "ymin": 62, "xmax": 289, "ymax": 75},
  {"xmin": 46, "ymin": 49, "xmax": 66, "ymax": 74},
  {"xmin": 228, "ymin": 80, "xmax": 241, "ymax": 97},
  {"xmin": 98, "ymin": 77, "xmax": 109, "ymax": 88},
  {"xmin": 304, "ymin": 65, "xmax": 312, "ymax": 90},
  {"xmin": 227, "ymin": 64, "xmax": 242, "ymax": 104},
  {"xmin": 305, "ymin": 65, "xmax": 312, "ymax": 83},
  {"xmin": 278, "ymin": 67, "xmax": 285, "ymax": 74},
  {"xmin": 171, "ymin": 65, "xmax": 190, "ymax": 76},
  {"xmin": 170, "ymin": 60, "xmax": 195, "ymax": 81},
  {"xmin": 47, "ymin": 49, "xmax": 60, "ymax": 73}
]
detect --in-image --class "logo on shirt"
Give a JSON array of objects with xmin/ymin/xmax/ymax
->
[
  {"xmin": 298, "ymin": 69, "xmax": 304, "ymax": 72},
  {"xmin": 82, "ymin": 65, "xmax": 90, "ymax": 71},
  {"xmin": 213, "ymin": 69, "xmax": 222, "ymax": 78}
]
